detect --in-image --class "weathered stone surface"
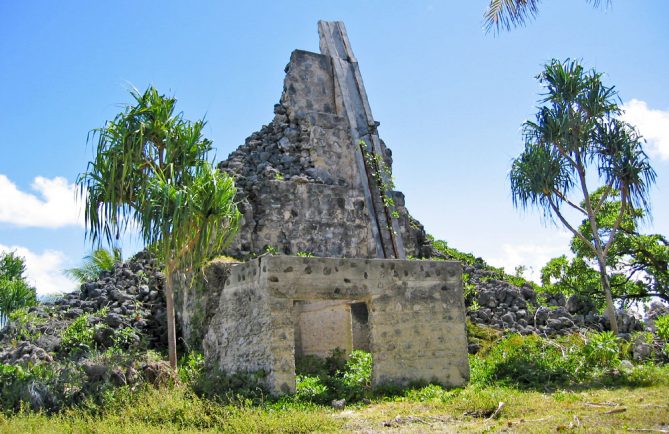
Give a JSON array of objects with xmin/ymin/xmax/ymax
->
[
  {"xmin": 201, "ymin": 256, "xmax": 469, "ymax": 395},
  {"xmin": 174, "ymin": 258, "xmax": 237, "ymax": 351},
  {"xmin": 294, "ymin": 300, "xmax": 353, "ymax": 358},
  {"xmin": 218, "ymin": 33, "xmax": 430, "ymax": 260}
]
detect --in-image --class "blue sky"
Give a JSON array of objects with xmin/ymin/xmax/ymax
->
[{"xmin": 1, "ymin": 1, "xmax": 668, "ymax": 294}]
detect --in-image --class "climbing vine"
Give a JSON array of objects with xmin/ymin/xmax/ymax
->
[{"xmin": 359, "ymin": 140, "xmax": 400, "ymax": 219}]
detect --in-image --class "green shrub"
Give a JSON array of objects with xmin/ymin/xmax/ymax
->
[
  {"xmin": 60, "ymin": 314, "xmax": 96, "ymax": 355},
  {"xmin": 655, "ymin": 314, "xmax": 669, "ymax": 341},
  {"xmin": 293, "ymin": 349, "xmax": 373, "ymax": 404},
  {"xmin": 178, "ymin": 352, "xmax": 205, "ymax": 384},
  {"xmin": 341, "ymin": 350, "xmax": 372, "ymax": 389},
  {"xmin": 192, "ymin": 367, "xmax": 268, "ymax": 403},
  {"xmin": 430, "ymin": 237, "xmax": 539, "ymax": 290},
  {"xmin": 6, "ymin": 308, "xmax": 44, "ymax": 342},
  {"xmin": 582, "ymin": 331, "xmax": 619, "ymax": 368},
  {"xmin": 111, "ymin": 326, "xmax": 140, "ymax": 350},
  {"xmin": 466, "ymin": 320, "xmax": 503, "ymax": 354},
  {"xmin": 619, "ymin": 362, "xmax": 669, "ymax": 387},
  {"xmin": 469, "ymin": 332, "xmax": 668, "ymax": 391},
  {"xmin": 471, "ymin": 334, "xmax": 582, "ymax": 388},
  {"xmin": 431, "ymin": 238, "xmax": 483, "ymax": 266},
  {"xmin": 295, "ymin": 375, "xmax": 328, "ymax": 400},
  {"xmin": 0, "ymin": 363, "xmax": 72, "ymax": 413},
  {"xmin": 295, "ymin": 354, "xmax": 329, "ymax": 377}
]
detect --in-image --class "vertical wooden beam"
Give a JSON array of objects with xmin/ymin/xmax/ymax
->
[{"xmin": 318, "ymin": 21, "xmax": 406, "ymax": 259}]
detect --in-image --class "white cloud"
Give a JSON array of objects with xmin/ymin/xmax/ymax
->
[
  {"xmin": 621, "ymin": 99, "xmax": 669, "ymax": 161},
  {"xmin": 0, "ymin": 175, "xmax": 83, "ymax": 228},
  {"xmin": 0, "ymin": 244, "xmax": 76, "ymax": 295},
  {"xmin": 487, "ymin": 231, "xmax": 571, "ymax": 283}
]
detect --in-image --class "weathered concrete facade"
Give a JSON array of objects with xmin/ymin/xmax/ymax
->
[{"xmin": 201, "ymin": 256, "xmax": 469, "ymax": 394}]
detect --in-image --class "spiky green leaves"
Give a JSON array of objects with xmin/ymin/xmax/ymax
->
[
  {"xmin": 78, "ymin": 86, "xmax": 216, "ymax": 246},
  {"xmin": 596, "ymin": 120, "xmax": 656, "ymax": 211},
  {"xmin": 510, "ymin": 142, "xmax": 573, "ymax": 218},
  {"xmin": 77, "ymin": 85, "xmax": 240, "ymax": 269},
  {"xmin": 77, "ymin": 86, "xmax": 240, "ymax": 370},
  {"xmin": 510, "ymin": 59, "xmax": 655, "ymax": 222},
  {"xmin": 140, "ymin": 162, "xmax": 240, "ymax": 272},
  {"xmin": 65, "ymin": 248, "xmax": 122, "ymax": 284},
  {"xmin": 484, "ymin": 0, "xmax": 540, "ymax": 34},
  {"xmin": 511, "ymin": 59, "xmax": 657, "ymax": 334}
]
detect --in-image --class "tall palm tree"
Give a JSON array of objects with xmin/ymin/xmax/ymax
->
[
  {"xmin": 484, "ymin": 0, "xmax": 609, "ymax": 34},
  {"xmin": 510, "ymin": 59, "xmax": 656, "ymax": 334},
  {"xmin": 77, "ymin": 86, "xmax": 240, "ymax": 369}
]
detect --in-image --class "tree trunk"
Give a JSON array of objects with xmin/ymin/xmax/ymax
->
[
  {"xmin": 165, "ymin": 263, "xmax": 178, "ymax": 370},
  {"xmin": 596, "ymin": 258, "xmax": 619, "ymax": 335}
]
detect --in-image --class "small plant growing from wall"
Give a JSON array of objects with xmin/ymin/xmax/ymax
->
[{"xmin": 359, "ymin": 141, "xmax": 400, "ymax": 221}]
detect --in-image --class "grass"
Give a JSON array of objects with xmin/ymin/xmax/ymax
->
[
  {"xmin": 0, "ymin": 386, "xmax": 341, "ymax": 433},
  {"xmin": 340, "ymin": 383, "xmax": 669, "ymax": 433},
  {"xmin": 2, "ymin": 333, "xmax": 668, "ymax": 433},
  {"xmin": 1, "ymin": 381, "xmax": 667, "ymax": 433}
]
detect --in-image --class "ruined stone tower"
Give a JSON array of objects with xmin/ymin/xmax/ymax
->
[
  {"xmin": 219, "ymin": 21, "xmax": 432, "ymax": 260},
  {"xmin": 179, "ymin": 22, "xmax": 468, "ymax": 395}
]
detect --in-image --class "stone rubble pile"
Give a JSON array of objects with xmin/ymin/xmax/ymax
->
[
  {"xmin": 0, "ymin": 247, "xmax": 657, "ymax": 364},
  {"xmin": 463, "ymin": 264, "xmax": 644, "ymax": 339},
  {"xmin": 0, "ymin": 251, "xmax": 178, "ymax": 411},
  {"xmin": 219, "ymin": 104, "xmax": 325, "ymax": 190},
  {"xmin": 0, "ymin": 250, "xmax": 168, "ymax": 370}
]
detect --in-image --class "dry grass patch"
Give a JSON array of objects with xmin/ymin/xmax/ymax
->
[{"xmin": 338, "ymin": 384, "xmax": 669, "ymax": 433}]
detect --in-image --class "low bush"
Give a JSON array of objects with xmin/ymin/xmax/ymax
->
[
  {"xmin": 470, "ymin": 331, "xmax": 668, "ymax": 390},
  {"xmin": 471, "ymin": 334, "xmax": 582, "ymax": 388},
  {"xmin": 294, "ymin": 349, "xmax": 373, "ymax": 404},
  {"xmin": 466, "ymin": 319, "xmax": 503, "ymax": 353},
  {"xmin": 656, "ymin": 314, "xmax": 669, "ymax": 341},
  {"xmin": 582, "ymin": 330, "xmax": 619, "ymax": 367},
  {"xmin": 0, "ymin": 363, "xmax": 82, "ymax": 413},
  {"xmin": 5, "ymin": 308, "xmax": 45, "ymax": 342},
  {"xmin": 192, "ymin": 365, "xmax": 268, "ymax": 403},
  {"xmin": 59, "ymin": 314, "xmax": 97, "ymax": 355},
  {"xmin": 431, "ymin": 237, "xmax": 540, "ymax": 290},
  {"xmin": 1, "ymin": 332, "xmax": 667, "ymax": 419}
]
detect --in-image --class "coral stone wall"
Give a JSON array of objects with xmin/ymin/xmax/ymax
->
[
  {"xmin": 200, "ymin": 256, "xmax": 469, "ymax": 395},
  {"xmin": 218, "ymin": 49, "xmax": 431, "ymax": 259}
]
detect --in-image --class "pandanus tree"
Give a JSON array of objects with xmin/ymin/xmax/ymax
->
[
  {"xmin": 77, "ymin": 87, "xmax": 240, "ymax": 369},
  {"xmin": 510, "ymin": 59, "xmax": 656, "ymax": 334}
]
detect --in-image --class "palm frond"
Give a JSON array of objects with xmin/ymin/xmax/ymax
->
[
  {"xmin": 485, "ymin": 0, "xmax": 611, "ymax": 34},
  {"xmin": 64, "ymin": 248, "xmax": 122, "ymax": 284},
  {"xmin": 484, "ymin": 0, "xmax": 541, "ymax": 34}
]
